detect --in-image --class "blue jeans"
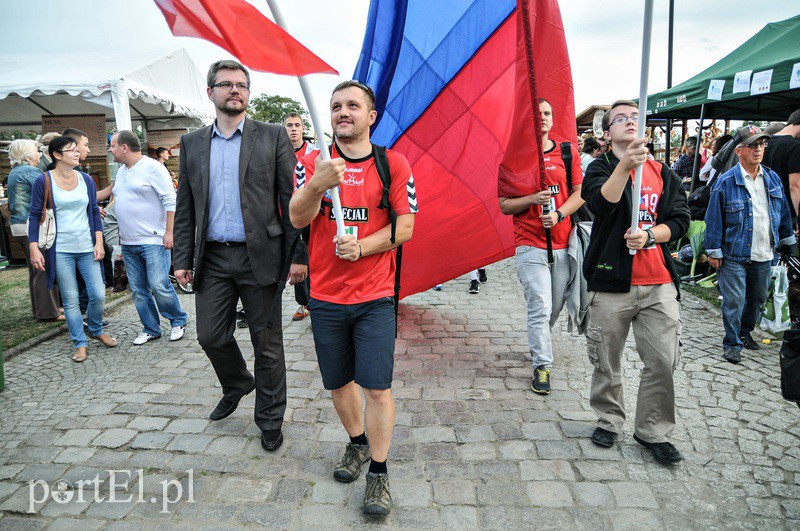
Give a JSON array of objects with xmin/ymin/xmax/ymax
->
[
  {"xmin": 515, "ymin": 246, "xmax": 570, "ymax": 369},
  {"xmin": 55, "ymin": 252, "xmax": 105, "ymax": 348},
  {"xmin": 718, "ymin": 259, "xmax": 771, "ymax": 351},
  {"xmin": 122, "ymin": 244, "xmax": 188, "ymax": 336}
]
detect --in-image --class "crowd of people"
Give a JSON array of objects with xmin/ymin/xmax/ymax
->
[
  {"xmin": 4, "ymin": 56, "xmax": 800, "ymax": 517},
  {"xmin": 5, "ymin": 127, "xmax": 189, "ymax": 362}
]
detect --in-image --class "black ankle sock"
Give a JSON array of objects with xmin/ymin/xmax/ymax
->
[
  {"xmin": 350, "ymin": 432, "xmax": 368, "ymax": 446},
  {"xmin": 368, "ymin": 459, "xmax": 387, "ymax": 474}
]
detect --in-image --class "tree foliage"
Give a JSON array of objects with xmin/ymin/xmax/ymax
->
[{"xmin": 248, "ymin": 94, "xmax": 310, "ymax": 129}]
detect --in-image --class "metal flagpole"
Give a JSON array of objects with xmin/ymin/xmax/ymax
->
[
  {"xmin": 630, "ymin": 0, "xmax": 655, "ymax": 256},
  {"xmin": 264, "ymin": 0, "xmax": 346, "ymax": 238}
]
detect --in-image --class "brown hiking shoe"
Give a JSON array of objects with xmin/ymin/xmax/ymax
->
[
  {"xmin": 363, "ymin": 472, "xmax": 392, "ymax": 516},
  {"xmin": 333, "ymin": 443, "xmax": 370, "ymax": 483}
]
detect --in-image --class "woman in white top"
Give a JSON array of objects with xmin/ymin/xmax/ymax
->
[{"xmin": 28, "ymin": 136, "xmax": 117, "ymax": 362}]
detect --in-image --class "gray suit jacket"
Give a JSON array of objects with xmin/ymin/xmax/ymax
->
[{"xmin": 173, "ymin": 118, "xmax": 307, "ymax": 289}]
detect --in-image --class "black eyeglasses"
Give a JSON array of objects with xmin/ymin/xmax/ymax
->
[
  {"xmin": 742, "ymin": 140, "xmax": 768, "ymax": 149},
  {"xmin": 211, "ymin": 82, "xmax": 250, "ymax": 92}
]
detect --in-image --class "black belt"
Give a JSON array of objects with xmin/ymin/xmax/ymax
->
[{"xmin": 207, "ymin": 240, "xmax": 246, "ymax": 247}]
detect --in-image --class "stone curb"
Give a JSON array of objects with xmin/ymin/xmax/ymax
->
[{"xmin": 3, "ymin": 293, "xmax": 132, "ymax": 362}]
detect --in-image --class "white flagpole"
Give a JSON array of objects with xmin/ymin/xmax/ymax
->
[
  {"xmin": 265, "ymin": 0, "xmax": 346, "ymax": 238},
  {"xmin": 630, "ymin": 0, "xmax": 654, "ymax": 255}
]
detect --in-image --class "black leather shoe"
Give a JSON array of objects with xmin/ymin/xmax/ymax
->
[
  {"xmin": 740, "ymin": 334, "xmax": 760, "ymax": 350},
  {"xmin": 723, "ymin": 348, "xmax": 742, "ymax": 364},
  {"xmin": 590, "ymin": 427, "xmax": 617, "ymax": 448},
  {"xmin": 209, "ymin": 382, "xmax": 255, "ymax": 421},
  {"xmin": 261, "ymin": 430, "xmax": 283, "ymax": 451},
  {"xmin": 633, "ymin": 434, "xmax": 683, "ymax": 464}
]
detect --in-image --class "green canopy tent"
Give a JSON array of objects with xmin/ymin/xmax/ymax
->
[{"xmin": 646, "ymin": 14, "xmax": 800, "ymax": 121}]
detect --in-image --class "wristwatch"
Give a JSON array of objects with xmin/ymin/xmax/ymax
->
[
  {"xmin": 555, "ymin": 210, "xmax": 565, "ymax": 223},
  {"xmin": 644, "ymin": 228, "xmax": 656, "ymax": 248}
]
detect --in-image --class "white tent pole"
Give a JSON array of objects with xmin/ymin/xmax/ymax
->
[
  {"xmin": 630, "ymin": 0, "xmax": 654, "ymax": 256},
  {"xmin": 111, "ymin": 81, "xmax": 132, "ymax": 132},
  {"xmin": 264, "ymin": 0, "xmax": 346, "ymax": 238}
]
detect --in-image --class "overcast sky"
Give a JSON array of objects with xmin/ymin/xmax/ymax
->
[{"xmin": 2, "ymin": 1, "xmax": 798, "ymax": 134}]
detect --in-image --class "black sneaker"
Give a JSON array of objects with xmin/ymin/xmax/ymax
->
[
  {"xmin": 590, "ymin": 427, "xmax": 617, "ymax": 448},
  {"xmin": 237, "ymin": 318, "xmax": 249, "ymax": 329},
  {"xmin": 723, "ymin": 348, "xmax": 741, "ymax": 364},
  {"xmin": 740, "ymin": 334, "xmax": 760, "ymax": 350},
  {"xmin": 478, "ymin": 268, "xmax": 488, "ymax": 283},
  {"xmin": 531, "ymin": 365, "xmax": 551, "ymax": 395},
  {"xmin": 633, "ymin": 434, "xmax": 683, "ymax": 465},
  {"xmin": 333, "ymin": 443, "xmax": 370, "ymax": 483},
  {"xmin": 468, "ymin": 280, "xmax": 480, "ymax": 294},
  {"xmin": 363, "ymin": 472, "xmax": 392, "ymax": 516}
]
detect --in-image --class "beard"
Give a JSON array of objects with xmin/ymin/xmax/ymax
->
[
  {"xmin": 215, "ymin": 97, "xmax": 246, "ymax": 117},
  {"xmin": 335, "ymin": 121, "xmax": 367, "ymax": 143}
]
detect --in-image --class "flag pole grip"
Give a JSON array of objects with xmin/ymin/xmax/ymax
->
[
  {"xmin": 265, "ymin": 0, "xmax": 346, "ymax": 238},
  {"xmin": 629, "ymin": 0, "xmax": 654, "ymax": 256}
]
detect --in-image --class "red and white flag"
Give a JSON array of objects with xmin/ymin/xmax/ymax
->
[{"xmin": 154, "ymin": 0, "xmax": 338, "ymax": 76}]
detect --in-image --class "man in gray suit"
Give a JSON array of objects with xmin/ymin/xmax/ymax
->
[{"xmin": 173, "ymin": 60, "xmax": 307, "ymax": 452}]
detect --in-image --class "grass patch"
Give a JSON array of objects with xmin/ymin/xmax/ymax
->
[
  {"xmin": 683, "ymin": 282, "xmax": 721, "ymax": 308},
  {"xmin": 0, "ymin": 265, "xmax": 127, "ymax": 352}
]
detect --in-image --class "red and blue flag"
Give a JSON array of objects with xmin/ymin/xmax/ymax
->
[{"xmin": 354, "ymin": 0, "xmax": 576, "ymax": 297}]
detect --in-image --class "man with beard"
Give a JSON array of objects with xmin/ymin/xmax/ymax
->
[
  {"xmin": 173, "ymin": 60, "xmax": 307, "ymax": 452},
  {"xmin": 290, "ymin": 81, "xmax": 417, "ymax": 516}
]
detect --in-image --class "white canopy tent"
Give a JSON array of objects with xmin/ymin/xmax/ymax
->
[{"xmin": 0, "ymin": 48, "xmax": 214, "ymax": 132}]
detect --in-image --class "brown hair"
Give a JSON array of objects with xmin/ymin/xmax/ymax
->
[
  {"xmin": 601, "ymin": 100, "xmax": 637, "ymax": 131},
  {"xmin": 332, "ymin": 81, "xmax": 376, "ymax": 110},
  {"xmin": 207, "ymin": 60, "xmax": 250, "ymax": 88}
]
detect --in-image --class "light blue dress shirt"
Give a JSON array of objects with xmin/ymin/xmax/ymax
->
[{"xmin": 207, "ymin": 118, "xmax": 246, "ymax": 242}]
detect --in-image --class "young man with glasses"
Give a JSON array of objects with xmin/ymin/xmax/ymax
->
[
  {"xmin": 705, "ymin": 126, "xmax": 795, "ymax": 364},
  {"xmin": 173, "ymin": 60, "xmax": 308, "ymax": 452},
  {"xmin": 581, "ymin": 100, "xmax": 690, "ymax": 465}
]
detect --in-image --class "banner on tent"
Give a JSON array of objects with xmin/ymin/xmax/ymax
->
[
  {"xmin": 42, "ymin": 114, "xmax": 107, "ymax": 155},
  {"xmin": 145, "ymin": 129, "xmax": 186, "ymax": 158}
]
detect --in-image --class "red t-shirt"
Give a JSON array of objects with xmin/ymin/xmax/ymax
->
[
  {"xmin": 293, "ymin": 141, "xmax": 315, "ymax": 162},
  {"xmin": 513, "ymin": 141, "xmax": 583, "ymax": 249},
  {"xmin": 294, "ymin": 144, "xmax": 417, "ymax": 304},
  {"xmin": 631, "ymin": 160, "xmax": 672, "ymax": 286}
]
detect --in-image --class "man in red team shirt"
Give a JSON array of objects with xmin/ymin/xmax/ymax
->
[
  {"xmin": 289, "ymin": 81, "xmax": 416, "ymax": 516},
  {"xmin": 581, "ymin": 100, "xmax": 689, "ymax": 465},
  {"xmin": 284, "ymin": 112, "xmax": 314, "ymax": 321},
  {"xmin": 499, "ymin": 99, "xmax": 585, "ymax": 395}
]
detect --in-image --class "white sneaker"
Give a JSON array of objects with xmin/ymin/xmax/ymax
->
[
  {"xmin": 170, "ymin": 325, "xmax": 186, "ymax": 341},
  {"xmin": 133, "ymin": 333, "xmax": 160, "ymax": 346}
]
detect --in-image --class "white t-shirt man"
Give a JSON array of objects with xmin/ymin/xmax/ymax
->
[{"xmin": 113, "ymin": 156, "xmax": 176, "ymax": 246}]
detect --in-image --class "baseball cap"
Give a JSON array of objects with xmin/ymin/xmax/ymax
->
[{"xmin": 736, "ymin": 125, "xmax": 770, "ymax": 146}]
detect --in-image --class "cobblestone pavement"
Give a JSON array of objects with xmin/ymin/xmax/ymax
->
[{"xmin": 0, "ymin": 258, "xmax": 798, "ymax": 530}]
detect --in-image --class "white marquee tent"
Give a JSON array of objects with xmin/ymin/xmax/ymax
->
[{"xmin": 0, "ymin": 48, "xmax": 214, "ymax": 132}]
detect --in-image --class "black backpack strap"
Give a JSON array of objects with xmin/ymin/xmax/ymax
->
[
  {"xmin": 372, "ymin": 143, "xmax": 402, "ymax": 336},
  {"xmin": 373, "ymin": 144, "xmax": 396, "ymax": 244},
  {"xmin": 561, "ymin": 142, "xmax": 573, "ymax": 192}
]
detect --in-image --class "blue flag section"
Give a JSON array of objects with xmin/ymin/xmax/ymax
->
[{"xmin": 354, "ymin": 0, "xmax": 516, "ymax": 148}]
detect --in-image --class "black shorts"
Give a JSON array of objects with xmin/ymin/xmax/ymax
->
[{"xmin": 308, "ymin": 296, "xmax": 396, "ymax": 390}]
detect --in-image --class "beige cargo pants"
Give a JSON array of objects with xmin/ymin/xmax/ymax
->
[{"xmin": 585, "ymin": 283, "xmax": 682, "ymax": 443}]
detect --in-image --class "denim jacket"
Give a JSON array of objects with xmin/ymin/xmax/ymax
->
[
  {"xmin": 7, "ymin": 164, "xmax": 43, "ymax": 225},
  {"xmin": 705, "ymin": 164, "xmax": 796, "ymax": 263}
]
